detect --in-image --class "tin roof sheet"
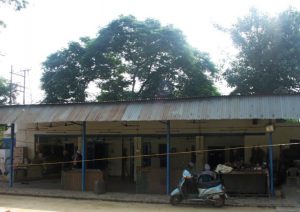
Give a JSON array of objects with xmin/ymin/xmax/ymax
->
[{"xmin": 0, "ymin": 95, "xmax": 300, "ymax": 124}]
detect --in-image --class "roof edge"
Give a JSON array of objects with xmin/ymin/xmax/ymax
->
[{"xmin": 1, "ymin": 94, "xmax": 300, "ymax": 108}]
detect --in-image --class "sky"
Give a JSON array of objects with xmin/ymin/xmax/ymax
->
[{"xmin": 0, "ymin": 0, "xmax": 300, "ymax": 104}]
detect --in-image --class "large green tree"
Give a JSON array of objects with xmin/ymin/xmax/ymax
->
[
  {"xmin": 41, "ymin": 38, "xmax": 91, "ymax": 103},
  {"xmin": 224, "ymin": 9, "xmax": 300, "ymax": 95},
  {"xmin": 42, "ymin": 16, "xmax": 219, "ymax": 103}
]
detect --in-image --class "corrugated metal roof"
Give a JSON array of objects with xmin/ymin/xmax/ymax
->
[{"xmin": 0, "ymin": 95, "xmax": 300, "ymax": 124}]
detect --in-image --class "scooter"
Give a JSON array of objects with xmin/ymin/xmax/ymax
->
[{"xmin": 170, "ymin": 170, "xmax": 228, "ymax": 207}]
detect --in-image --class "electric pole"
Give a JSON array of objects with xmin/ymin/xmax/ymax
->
[
  {"xmin": 22, "ymin": 69, "xmax": 27, "ymax": 105},
  {"xmin": 9, "ymin": 66, "xmax": 30, "ymax": 105},
  {"xmin": 9, "ymin": 65, "xmax": 13, "ymax": 105}
]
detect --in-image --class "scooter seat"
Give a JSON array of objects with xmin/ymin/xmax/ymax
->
[{"xmin": 197, "ymin": 180, "xmax": 221, "ymax": 189}]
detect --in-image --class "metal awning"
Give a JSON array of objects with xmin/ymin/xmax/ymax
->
[{"xmin": 0, "ymin": 95, "xmax": 300, "ymax": 124}]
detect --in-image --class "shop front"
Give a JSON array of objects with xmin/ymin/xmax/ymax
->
[
  {"xmin": 4, "ymin": 120, "xmax": 300, "ymax": 196},
  {"xmin": 0, "ymin": 95, "xmax": 300, "ymax": 196}
]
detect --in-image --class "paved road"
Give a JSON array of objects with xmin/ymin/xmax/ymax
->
[{"xmin": 0, "ymin": 194, "xmax": 279, "ymax": 212}]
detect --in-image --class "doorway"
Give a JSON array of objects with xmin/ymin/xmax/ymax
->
[
  {"xmin": 207, "ymin": 146, "xmax": 225, "ymax": 169},
  {"xmin": 102, "ymin": 136, "xmax": 135, "ymax": 193}
]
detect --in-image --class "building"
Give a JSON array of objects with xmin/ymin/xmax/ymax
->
[{"xmin": 0, "ymin": 95, "xmax": 300, "ymax": 195}]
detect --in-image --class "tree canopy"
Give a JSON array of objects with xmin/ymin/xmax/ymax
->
[
  {"xmin": 224, "ymin": 8, "xmax": 300, "ymax": 95},
  {"xmin": 0, "ymin": 0, "xmax": 27, "ymax": 28},
  {"xmin": 0, "ymin": 77, "xmax": 15, "ymax": 105},
  {"xmin": 41, "ymin": 16, "xmax": 219, "ymax": 103},
  {"xmin": 41, "ymin": 39, "xmax": 90, "ymax": 103},
  {"xmin": 0, "ymin": 0, "xmax": 27, "ymax": 10}
]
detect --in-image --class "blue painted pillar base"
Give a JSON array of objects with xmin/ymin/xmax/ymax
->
[
  {"xmin": 9, "ymin": 123, "xmax": 15, "ymax": 188},
  {"xmin": 268, "ymin": 132, "xmax": 275, "ymax": 197},
  {"xmin": 82, "ymin": 121, "xmax": 86, "ymax": 192},
  {"xmin": 166, "ymin": 120, "xmax": 170, "ymax": 194}
]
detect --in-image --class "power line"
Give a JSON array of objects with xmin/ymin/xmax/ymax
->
[{"xmin": 2, "ymin": 142, "xmax": 300, "ymax": 168}]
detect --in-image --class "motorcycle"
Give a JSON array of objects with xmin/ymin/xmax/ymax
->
[{"xmin": 170, "ymin": 169, "xmax": 228, "ymax": 207}]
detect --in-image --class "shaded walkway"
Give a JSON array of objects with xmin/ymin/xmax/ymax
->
[
  {"xmin": 282, "ymin": 184, "xmax": 300, "ymax": 207},
  {"xmin": 0, "ymin": 181, "xmax": 298, "ymax": 208}
]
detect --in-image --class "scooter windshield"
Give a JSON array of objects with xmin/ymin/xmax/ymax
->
[{"xmin": 182, "ymin": 169, "xmax": 192, "ymax": 178}]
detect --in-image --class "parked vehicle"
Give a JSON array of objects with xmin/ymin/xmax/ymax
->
[{"xmin": 170, "ymin": 168, "xmax": 228, "ymax": 207}]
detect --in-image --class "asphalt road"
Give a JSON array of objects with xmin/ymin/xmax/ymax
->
[{"xmin": 0, "ymin": 194, "xmax": 278, "ymax": 212}]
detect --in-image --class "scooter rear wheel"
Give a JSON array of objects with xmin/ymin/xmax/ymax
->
[
  {"xmin": 170, "ymin": 195, "xmax": 182, "ymax": 205},
  {"xmin": 214, "ymin": 195, "xmax": 225, "ymax": 207}
]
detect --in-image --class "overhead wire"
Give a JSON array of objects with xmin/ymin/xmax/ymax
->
[{"xmin": 1, "ymin": 142, "xmax": 299, "ymax": 168}]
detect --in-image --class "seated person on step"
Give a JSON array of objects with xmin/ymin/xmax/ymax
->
[{"xmin": 198, "ymin": 163, "xmax": 216, "ymax": 184}]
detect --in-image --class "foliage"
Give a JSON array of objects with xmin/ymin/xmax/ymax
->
[
  {"xmin": 41, "ymin": 39, "xmax": 90, "ymax": 103},
  {"xmin": 42, "ymin": 16, "xmax": 219, "ymax": 103},
  {"xmin": 0, "ymin": 0, "xmax": 27, "ymax": 10},
  {"xmin": 224, "ymin": 8, "xmax": 300, "ymax": 95},
  {"xmin": 0, "ymin": 0, "xmax": 28, "ymax": 28},
  {"xmin": 0, "ymin": 77, "xmax": 16, "ymax": 105}
]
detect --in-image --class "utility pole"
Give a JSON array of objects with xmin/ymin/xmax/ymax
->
[
  {"xmin": 22, "ymin": 69, "xmax": 26, "ymax": 105},
  {"xmin": 9, "ymin": 65, "xmax": 13, "ymax": 105},
  {"xmin": 9, "ymin": 66, "xmax": 30, "ymax": 105}
]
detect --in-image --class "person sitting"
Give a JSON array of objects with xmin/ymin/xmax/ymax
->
[
  {"xmin": 184, "ymin": 162, "xmax": 196, "ymax": 178},
  {"xmin": 62, "ymin": 150, "xmax": 72, "ymax": 171},
  {"xmin": 73, "ymin": 150, "xmax": 82, "ymax": 169},
  {"xmin": 183, "ymin": 162, "xmax": 197, "ymax": 193},
  {"xmin": 32, "ymin": 152, "xmax": 45, "ymax": 164},
  {"xmin": 198, "ymin": 163, "xmax": 216, "ymax": 183}
]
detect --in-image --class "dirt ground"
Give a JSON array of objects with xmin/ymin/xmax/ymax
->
[{"xmin": 0, "ymin": 194, "xmax": 278, "ymax": 212}]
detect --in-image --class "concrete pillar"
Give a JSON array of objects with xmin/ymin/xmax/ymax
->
[
  {"xmin": 195, "ymin": 136, "xmax": 205, "ymax": 171},
  {"xmin": 134, "ymin": 136, "xmax": 142, "ymax": 182},
  {"xmin": 77, "ymin": 137, "xmax": 82, "ymax": 152}
]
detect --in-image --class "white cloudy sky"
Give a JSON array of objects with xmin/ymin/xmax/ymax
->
[{"xmin": 0, "ymin": 0, "xmax": 299, "ymax": 104}]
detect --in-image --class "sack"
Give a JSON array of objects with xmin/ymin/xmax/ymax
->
[
  {"xmin": 215, "ymin": 164, "xmax": 233, "ymax": 174},
  {"xmin": 94, "ymin": 179, "xmax": 106, "ymax": 194}
]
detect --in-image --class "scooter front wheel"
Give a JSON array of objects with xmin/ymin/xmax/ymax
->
[{"xmin": 170, "ymin": 195, "xmax": 182, "ymax": 205}]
